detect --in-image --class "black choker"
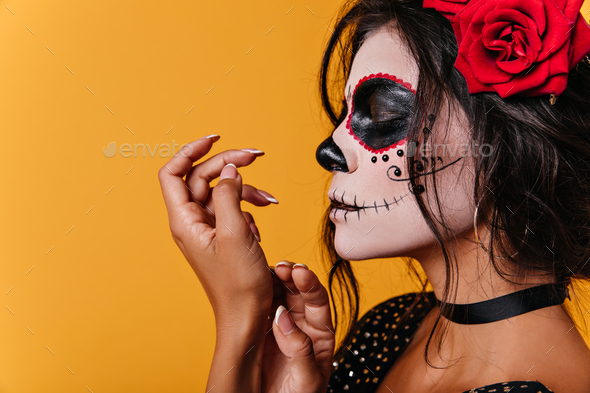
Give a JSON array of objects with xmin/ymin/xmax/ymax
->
[{"xmin": 435, "ymin": 283, "xmax": 569, "ymax": 325}]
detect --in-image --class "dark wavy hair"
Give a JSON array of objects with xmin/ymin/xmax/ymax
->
[{"xmin": 319, "ymin": 0, "xmax": 590, "ymax": 366}]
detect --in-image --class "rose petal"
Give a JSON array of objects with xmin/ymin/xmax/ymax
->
[
  {"xmin": 551, "ymin": 0, "xmax": 567, "ymax": 13},
  {"xmin": 455, "ymin": 0, "xmax": 490, "ymax": 44},
  {"xmin": 436, "ymin": 1, "xmax": 467, "ymax": 15},
  {"xmin": 492, "ymin": 28, "xmax": 539, "ymax": 73},
  {"xmin": 569, "ymin": 14, "xmax": 590, "ymax": 67},
  {"xmin": 493, "ymin": 0, "xmax": 547, "ymax": 34},
  {"xmin": 520, "ymin": 72, "xmax": 568, "ymax": 96},
  {"xmin": 490, "ymin": 11, "xmax": 542, "ymax": 57},
  {"xmin": 490, "ymin": 9, "xmax": 536, "ymax": 33},
  {"xmin": 493, "ymin": 59, "xmax": 550, "ymax": 97},
  {"xmin": 450, "ymin": 17, "xmax": 464, "ymax": 44},
  {"xmin": 469, "ymin": 35, "xmax": 514, "ymax": 83},
  {"xmin": 561, "ymin": 0, "xmax": 586, "ymax": 22},
  {"xmin": 482, "ymin": 21, "xmax": 511, "ymax": 47},
  {"xmin": 455, "ymin": 51, "xmax": 497, "ymax": 94},
  {"xmin": 536, "ymin": 0, "xmax": 575, "ymax": 62},
  {"xmin": 487, "ymin": 39, "xmax": 511, "ymax": 61},
  {"xmin": 423, "ymin": 0, "xmax": 436, "ymax": 8},
  {"xmin": 547, "ymin": 41, "xmax": 573, "ymax": 75},
  {"xmin": 514, "ymin": 24, "xmax": 543, "ymax": 54}
]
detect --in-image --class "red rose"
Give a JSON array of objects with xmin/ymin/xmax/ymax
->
[
  {"xmin": 424, "ymin": 0, "xmax": 590, "ymax": 98},
  {"xmin": 423, "ymin": 0, "xmax": 470, "ymax": 19},
  {"xmin": 449, "ymin": 0, "xmax": 590, "ymax": 98}
]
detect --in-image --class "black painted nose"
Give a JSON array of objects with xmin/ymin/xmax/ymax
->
[{"xmin": 316, "ymin": 135, "xmax": 348, "ymax": 172}]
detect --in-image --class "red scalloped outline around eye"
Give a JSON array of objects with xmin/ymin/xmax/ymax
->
[{"xmin": 346, "ymin": 73, "xmax": 416, "ymax": 154}]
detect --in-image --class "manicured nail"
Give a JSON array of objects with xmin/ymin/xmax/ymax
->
[
  {"xmin": 205, "ymin": 134, "xmax": 220, "ymax": 142},
  {"xmin": 220, "ymin": 163, "xmax": 238, "ymax": 180},
  {"xmin": 241, "ymin": 149, "xmax": 264, "ymax": 155},
  {"xmin": 276, "ymin": 261, "xmax": 292, "ymax": 268},
  {"xmin": 249, "ymin": 222, "xmax": 261, "ymax": 242},
  {"xmin": 275, "ymin": 305, "xmax": 295, "ymax": 335},
  {"xmin": 292, "ymin": 263, "xmax": 309, "ymax": 270},
  {"xmin": 257, "ymin": 189, "xmax": 278, "ymax": 204}
]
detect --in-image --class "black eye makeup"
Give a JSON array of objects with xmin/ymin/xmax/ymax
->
[{"xmin": 346, "ymin": 73, "xmax": 416, "ymax": 154}]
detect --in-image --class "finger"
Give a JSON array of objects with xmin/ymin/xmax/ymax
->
[
  {"xmin": 158, "ymin": 135, "xmax": 219, "ymax": 215},
  {"xmin": 272, "ymin": 305, "xmax": 324, "ymax": 393},
  {"xmin": 275, "ymin": 263, "xmax": 334, "ymax": 343},
  {"xmin": 270, "ymin": 266, "xmax": 286, "ymax": 315},
  {"xmin": 291, "ymin": 264, "xmax": 334, "ymax": 334},
  {"xmin": 274, "ymin": 262, "xmax": 305, "ymax": 313},
  {"xmin": 241, "ymin": 184, "xmax": 278, "ymax": 206},
  {"xmin": 289, "ymin": 266, "xmax": 337, "ymax": 384},
  {"xmin": 186, "ymin": 149, "xmax": 264, "ymax": 204},
  {"xmin": 202, "ymin": 184, "xmax": 278, "ymax": 216},
  {"xmin": 211, "ymin": 164, "xmax": 251, "ymax": 243},
  {"xmin": 242, "ymin": 211, "xmax": 261, "ymax": 242}
]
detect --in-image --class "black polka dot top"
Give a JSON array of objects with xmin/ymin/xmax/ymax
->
[{"xmin": 328, "ymin": 292, "xmax": 554, "ymax": 393}]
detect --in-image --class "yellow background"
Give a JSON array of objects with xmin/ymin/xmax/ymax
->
[{"xmin": 1, "ymin": 1, "xmax": 589, "ymax": 391}]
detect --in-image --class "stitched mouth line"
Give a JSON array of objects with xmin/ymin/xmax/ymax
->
[{"xmin": 329, "ymin": 188, "xmax": 410, "ymax": 222}]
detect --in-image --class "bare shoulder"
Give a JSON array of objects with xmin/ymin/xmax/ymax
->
[{"xmin": 529, "ymin": 325, "xmax": 590, "ymax": 392}]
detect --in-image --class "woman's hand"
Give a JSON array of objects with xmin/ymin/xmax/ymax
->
[
  {"xmin": 263, "ymin": 262, "xmax": 336, "ymax": 393},
  {"xmin": 158, "ymin": 135, "xmax": 335, "ymax": 392},
  {"xmin": 157, "ymin": 135, "xmax": 276, "ymax": 324}
]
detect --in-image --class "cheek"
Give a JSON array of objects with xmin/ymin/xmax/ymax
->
[
  {"xmin": 330, "ymin": 138, "xmax": 474, "ymax": 260},
  {"xmin": 353, "ymin": 142, "xmax": 415, "ymax": 200},
  {"xmin": 427, "ymin": 164, "xmax": 475, "ymax": 232}
]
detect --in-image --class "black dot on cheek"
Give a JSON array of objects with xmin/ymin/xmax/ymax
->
[
  {"xmin": 394, "ymin": 168, "xmax": 402, "ymax": 177},
  {"xmin": 397, "ymin": 150, "xmax": 404, "ymax": 157},
  {"xmin": 415, "ymin": 185, "xmax": 425, "ymax": 194},
  {"xmin": 416, "ymin": 163, "xmax": 424, "ymax": 172},
  {"xmin": 382, "ymin": 155, "xmax": 389, "ymax": 162},
  {"xmin": 371, "ymin": 156, "xmax": 377, "ymax": 163}
]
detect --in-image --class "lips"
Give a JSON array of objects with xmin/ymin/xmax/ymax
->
[
  {"xmin": 330, "ymin": 199, "xmax": 359, "ymax": 211},
  {"xmin": 329, "ymin": 189, "xmax": 363, "ymax": 213}
]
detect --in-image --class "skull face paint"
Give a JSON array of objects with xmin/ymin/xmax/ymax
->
[
  {"xmin": 347, "ymin": 73, "xmax": 416, "ymax": 154},
  {"xmin": 317, "ymin": 26, "xmax": 475, "ymax": 262},
  {"xmin": 316, "ymin": 73, "xmax": 416, "ymax": 172}
]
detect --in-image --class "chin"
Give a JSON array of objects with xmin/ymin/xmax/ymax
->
[
  {"xmin": 332, "ymin": 220, "xmax": 436, "ymax": 262},
  {"xmin": 333, "ymin": 229, "xmax": 392, "ymax": 261}
]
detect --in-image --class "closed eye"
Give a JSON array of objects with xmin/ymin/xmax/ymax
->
[
  {"xmin": 372, "ymin": 110, "xmax": 403, "ymax": 123},
  {"xmin": 369, "ymin": 93, "xmax": 404, "ymax": 123}
]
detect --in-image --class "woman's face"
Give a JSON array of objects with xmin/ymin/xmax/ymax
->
[{"xmin": 317, "ymin": 25, "xmax": 476, "ymax": 261}]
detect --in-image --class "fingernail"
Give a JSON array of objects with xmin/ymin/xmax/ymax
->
[
  {"xmin": 249, "ymin": 222, "xmax": 261, "ymax": 242},
  {"xmin": 257, "ymin": 189, "xmax": 278, "ymax": 204},
  {"xmin": 275, "ymin": 261, "xmax": 292, "ymax": 268},
  {"xmin": 205, "ymin": 134, "xmax": 220, "ymax": 142},
  {"xmin": 275, "ymin": 305, "xmax": 295, "ymax": 335},
  {"xmin": 251, "ymin": 227, "xmax": 261, "ymax": 243},
  {"xmin": 292, "ymin": 263, "xmax": 309, "ymax": 270},
  {"xmin": 241, "ymin": 149, "xmax": 264, "ymax": 155},
  {"xmin": 220, "ymin": 163, "xmax": 238, "ymax": 180}
]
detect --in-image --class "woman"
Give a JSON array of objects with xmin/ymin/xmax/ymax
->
[{"xmin": 158, "ymin": 0, "xmax": 590, "ymax": 391}]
